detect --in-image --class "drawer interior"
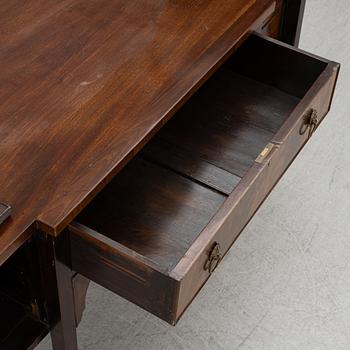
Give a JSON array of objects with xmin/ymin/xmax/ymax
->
[
  {"xmin": 141, "ymin": 70, "xmax": 298, "ymax": 193},
  {"xmin": 76, "ymin": 34, "xmax": 329, "ymax": 272},
  {"xmin": 77, "ymin": 158, "xmax": 226, "ymax": 270}
]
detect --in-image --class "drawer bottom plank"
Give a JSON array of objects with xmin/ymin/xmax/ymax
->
[{"xmin": 76, "ymin": 158, "xmax": 226, "ymax": 271}]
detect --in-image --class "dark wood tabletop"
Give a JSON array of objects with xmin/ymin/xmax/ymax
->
[{"xmin": 0, "ymin": 0, "xmax": 275, "ymax": 265}]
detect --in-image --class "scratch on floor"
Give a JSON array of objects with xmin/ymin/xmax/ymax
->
[
  {"xmin": 329, "ymin": 166, "xmax": 338, "ymax": 190},
  {"xmin": 235, "ymin": 310, "xmax": 269, "ymax": 349}
]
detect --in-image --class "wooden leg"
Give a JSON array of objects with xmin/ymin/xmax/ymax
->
[
  {"xmin": 36, "ymin": 231, "xmax": 78, "ymax": 350},
  {"xmin": 50, "ymin": 250, "xmax": 78, "ymax": 350},
  {"xmin": 72, "ymin": 273, "xmax": 90, "ymax": 326},
  {"xmin": 280, "ymin": 0, "xmax": 306, "ymax": 46}
]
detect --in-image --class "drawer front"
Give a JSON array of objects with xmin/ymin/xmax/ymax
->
[
  {"xmin": 171, "ymin": 59, "xmax": 339, "ymax": 321},
  {"xmin": 70, "ymin": 224, "xmax": 179, "ymax": 323},
  {"xmin": 272, "ymin": 61, "xmax": 339, "ymax": 152}
]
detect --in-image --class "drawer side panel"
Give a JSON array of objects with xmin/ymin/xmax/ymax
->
[{"xmin": 172, "ymin": 62, "xmax": 339, "ymax": 322}]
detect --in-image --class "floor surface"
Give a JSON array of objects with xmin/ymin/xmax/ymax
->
[{"xmin": 37, "ymin": 1, "xmax": 350, "ymax": 349}]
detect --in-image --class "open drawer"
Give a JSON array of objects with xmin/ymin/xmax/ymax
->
[{"xmin": 68, "ymin": 34, "xmax": 339, "ymax": 325}]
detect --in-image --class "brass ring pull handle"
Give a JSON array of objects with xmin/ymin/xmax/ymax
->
[
  {"xmin": 204, "ymin": 242, "xmax": 222, "ymax": 274},
  {"xmin": 299, "ymin": 108, "xmax": 319, "ymax": 139}
]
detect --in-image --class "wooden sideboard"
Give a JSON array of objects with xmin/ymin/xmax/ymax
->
[{"xmin": 0, "ymin": 1, "xmax": 339, "ymax": 349}]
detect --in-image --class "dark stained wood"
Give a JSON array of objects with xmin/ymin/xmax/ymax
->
[
  {"xmin": 0, "ymin": 292, "xmax": 25, "ymax": 342},
  {"xmin": 0, "ymin": 1, "xmax": 335, "ymax": 348},
  {"xmin": 227, "ymin": 33, "xmax": 330, "ymax": 98},
  {"xmin": 142, "ymin": 138, "xmax": 241, "ymax": 195},
  {"xmin": 258, "ymin": 0, "xmax": 306, "ymax": 46},
  {"xmin": 0, "ymin": 244, "xmax": 34, "ymax": 308},
  {"xmin": 173, "ymin": 52, "xmax": 340, "ymax": 321},
  {"xmin": 36, "ymin": 232, "xmax": 78, "ymax": 350},
  {"xmin": 0, "ymin": 292, "xmax": 48, "ymax": 350},
  {"xmin": 0, "ymin": 204, "xmax": 11, "ymax": 226},
  {"xmin": 76, "ymin": 158, "xmax": 226, "ymax": 270},
  {"xmin": 70, "ymin": 222, "xmax": 180, "ymax": 324},
  {"xmin": 142, "ymin": 68, "xmax": 300, "ymax": 180},
  {"xmin": 1, "ymin": 315, "xmax": 48, "ymax": 350},
  {"xmin": 0, "ymin": 0, "xmax": 276, "ymax": 266},
  {"xmin": 279, "ymin": 0, "xmax": 306, "ymax": 46},
  {"xmin": 72, "ymin": 274, "xmax": 90, "ymax": 326},
  {"xmin": 0, "ymin": 236, "xmax": 51, "ymax": 349},
  {"xmin": 70, "ymin": 35, "xmax": 339, "ymax": 325},
  {"xmin": 259, "ymin": 0, "xmax": 306, "ymax": 46},
  {"xmin": 0, "ymin": 236, "xmax": 46, "ymax": 323},
  {"xmin": 0, "ymin": 234, "xmax": 90, "ymax": 349},
  {"xmin": 260, "ymin": 0, "xmax": 284, "ymax": 38}
]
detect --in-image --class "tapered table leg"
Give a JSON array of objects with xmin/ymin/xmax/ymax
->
[
  {"xmin": 280, "ymin": 0, "xmax": 306, "ymax": 46},
  {"xmin": 37, "ymin": 231, "xmax": 78, "ymax": 350}
]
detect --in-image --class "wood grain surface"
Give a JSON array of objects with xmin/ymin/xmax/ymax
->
[
  {"xmin": 141, "ymin": 69, "xmax": 299, "ymax": 183},
  {"xmin": 0, "ymin": 203, "xmax": 11, "ymax": 226},
  {"xmin": 76, "ymin": 158, "xmax": 226, "ymax": 270},
  {"xmin": 0, "ymin": 0, "xmax": 276, "ymax": 265}
]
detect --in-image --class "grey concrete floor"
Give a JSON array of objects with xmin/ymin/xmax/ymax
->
[{"xmin": 37, "ymin": 1, "xmax": 350, "ymax": 349}]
